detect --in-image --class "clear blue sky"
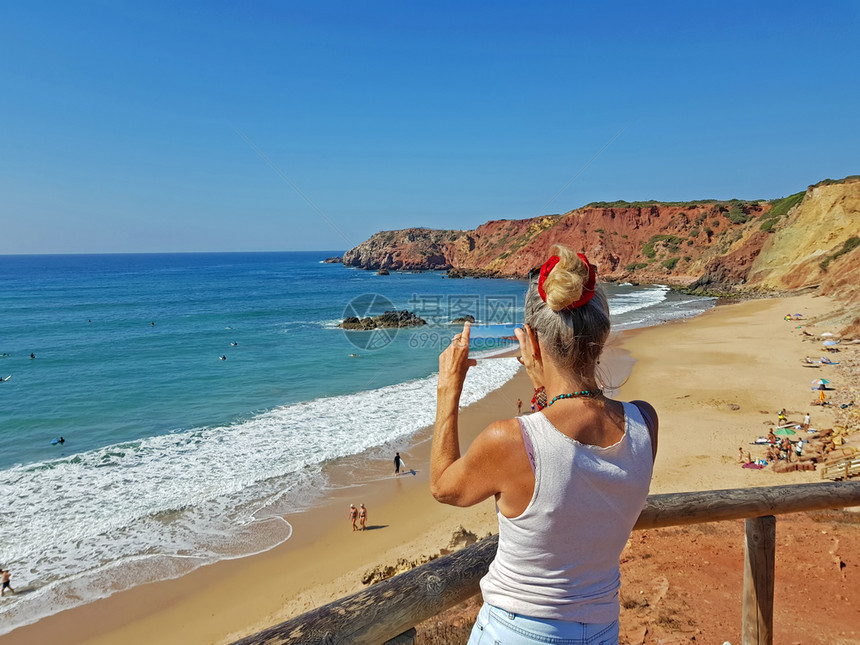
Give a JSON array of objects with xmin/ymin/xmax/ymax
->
[{"xmin": 2, "ymin": 1, "xmax": 858, "ymax": 254}]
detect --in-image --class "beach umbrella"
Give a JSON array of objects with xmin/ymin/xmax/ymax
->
[
  {"xmin": 823, "ymin": 340, "xmax": 840, "ymax": 346},
  {"xmin": 811, "ymin": 379, "xmax": 831, "ymax": 386},
  {"xmin": 774, "ymin": 427, "xmax": 796, "ymax": 436}
]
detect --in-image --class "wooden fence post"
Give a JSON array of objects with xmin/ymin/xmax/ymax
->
[{"xmin": 742, "ymin": 515, "xmax": 775, "ymax": 645}]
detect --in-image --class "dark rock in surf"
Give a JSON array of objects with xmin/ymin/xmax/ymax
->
[{"xmin": 339, "ymin": 310, "xmax": 426, "ymax": 330}]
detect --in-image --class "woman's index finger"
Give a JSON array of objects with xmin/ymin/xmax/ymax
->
[{"xmin": 461, "ymin": 320, "xmax": 472, "ymax": 343}]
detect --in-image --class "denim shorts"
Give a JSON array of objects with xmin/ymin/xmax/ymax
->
[{"xmin": 467, "ymin": 603, "xmax": 619, "ymax": 645}]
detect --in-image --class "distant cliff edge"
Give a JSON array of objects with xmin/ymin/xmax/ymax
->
[{"xmin": 341, "ymin": 176, "xmax": 860, "ymax": 331}]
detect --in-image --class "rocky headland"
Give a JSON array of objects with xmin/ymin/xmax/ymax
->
[{"xmin": 340, "ymin": 176, "xmax": 860, "ymax": 331}]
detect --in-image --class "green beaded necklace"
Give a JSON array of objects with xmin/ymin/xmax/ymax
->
[{"xmin": 545, "ymin": 390, "xmax": 602, "ymax": 407}]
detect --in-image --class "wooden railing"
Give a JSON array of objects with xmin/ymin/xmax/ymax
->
[{"xmin": 231, "ymin": 481, "xmax": 860, "ymax": 645}]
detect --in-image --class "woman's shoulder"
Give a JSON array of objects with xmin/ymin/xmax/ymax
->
[
  {"xmin": 627, "ymin": 400, "xmax": 657, "ymax": 423},
  {"xmin": 478, "ymin": 417, "xmax": 525, "ymax": 445},
  {"xmin": 626, "ymin": 399, "xmax": 659, "ymax": 460}
]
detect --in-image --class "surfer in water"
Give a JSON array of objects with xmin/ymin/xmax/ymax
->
[{"xmin": 219, "ymin": 355, "xmax": 227, "ymax": 361}]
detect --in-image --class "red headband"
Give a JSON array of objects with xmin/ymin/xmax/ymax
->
[{"xmin": 537, "ymin": 253, "xmax": 596, "ymax": 310}]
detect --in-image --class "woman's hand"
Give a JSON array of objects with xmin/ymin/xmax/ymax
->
[
  {"xmin": 437, "ymin": 322, "xmax": 477, "ymax": 397},
  {"xmin": 514, "ymin": 324, "xmax": 544, "ymax": 390}
]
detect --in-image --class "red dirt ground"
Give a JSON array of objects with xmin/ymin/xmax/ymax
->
[{"xmin": 415, "ymin": 510, "xmax": 860, "ymax": 645}]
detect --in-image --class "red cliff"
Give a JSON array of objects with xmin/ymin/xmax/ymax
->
[{"xmin": 341, "ymin": 177, "xmax": 860, "ymax": 311}]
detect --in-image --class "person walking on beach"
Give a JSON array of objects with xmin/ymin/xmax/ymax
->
[
  {"xmin": 432, "ymin": 245, "xmax": 658, "ymax": 644},
  {"xmin": 394, "ymin": 452, "xmax": 402, "ymax": 475},
  {"xmin": 1, "ymin": 569, "xmax": 13, "ymax": 596},
  {"xmin": 517, "ymin": 398, "xmax": 522, "ymax": 415},
  {"xmin": 349, "ymin": 504, "xmax": 358, "ymax": 532},
  {"xmin": 803, "ymin": 412, "xmax": 811, "ymax": 430},
  {"xmin": 358, "ymin": 503, "xmax": 367, "ymax": 531}
]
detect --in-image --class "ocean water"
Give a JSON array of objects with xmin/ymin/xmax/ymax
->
[{"xmin": 0, "ymin": 252, "xmax": 714, "ymax": 632}]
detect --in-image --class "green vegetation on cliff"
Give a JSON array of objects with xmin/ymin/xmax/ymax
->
[
  {"xmin": 767, "ymin": 191, "xmax": 805, "ymax": 218},
  {"xmin": 642, "ymin": 234, "xmax": 684, "ymax": 258},
  {"xmin": 726, "ymin": 206, "xmax": 749, "ymax": 224},
  {"xmin": 819, "ymin": 236, "xmax": 860, "ymax": 272},
  {"xmin": 758, "ymin": 191, "xmax": 805, "ymax": 233},
  {"xmin": 810, "ymin": 175, "xmax": 860, "ymax": 189},
  {"xmin": 585, "ymin": 199, "xmax": 718, "ymax": 209}
]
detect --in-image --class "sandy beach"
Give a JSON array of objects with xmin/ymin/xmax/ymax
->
[{"xmin": 3, "ymin": 292, "xmax": 856, "ymax": 645}]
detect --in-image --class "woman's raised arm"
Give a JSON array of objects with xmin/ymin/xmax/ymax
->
[{"xmin": 431, "ymin": 322, "xmax": 532, "ymax": 509}]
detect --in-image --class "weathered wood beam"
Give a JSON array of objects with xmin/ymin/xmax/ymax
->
[
  {"xmin": 634, "ymin": 481, "xmax": 860, "ymax": 529},
  {"xmin": 230, "ymin": 535, "xmax": 498, "ymax": 645}
]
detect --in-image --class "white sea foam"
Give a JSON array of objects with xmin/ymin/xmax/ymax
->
[
  {"xmin": 0, "ymin": 357, "xmax": 520, "ymax": 634},
  {"xmin": 608, "ymin": 284, "xmax": 670, "ymax": 316}
]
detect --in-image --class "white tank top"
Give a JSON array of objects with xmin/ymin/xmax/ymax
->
[{"xmin": 479, "ymin": 402, "xmax": 653, "ymax": 623}]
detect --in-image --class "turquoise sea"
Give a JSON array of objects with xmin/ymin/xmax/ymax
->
[{"xmin": 0, "ymin": 252, "xmax": 714, "ymax": 632}]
